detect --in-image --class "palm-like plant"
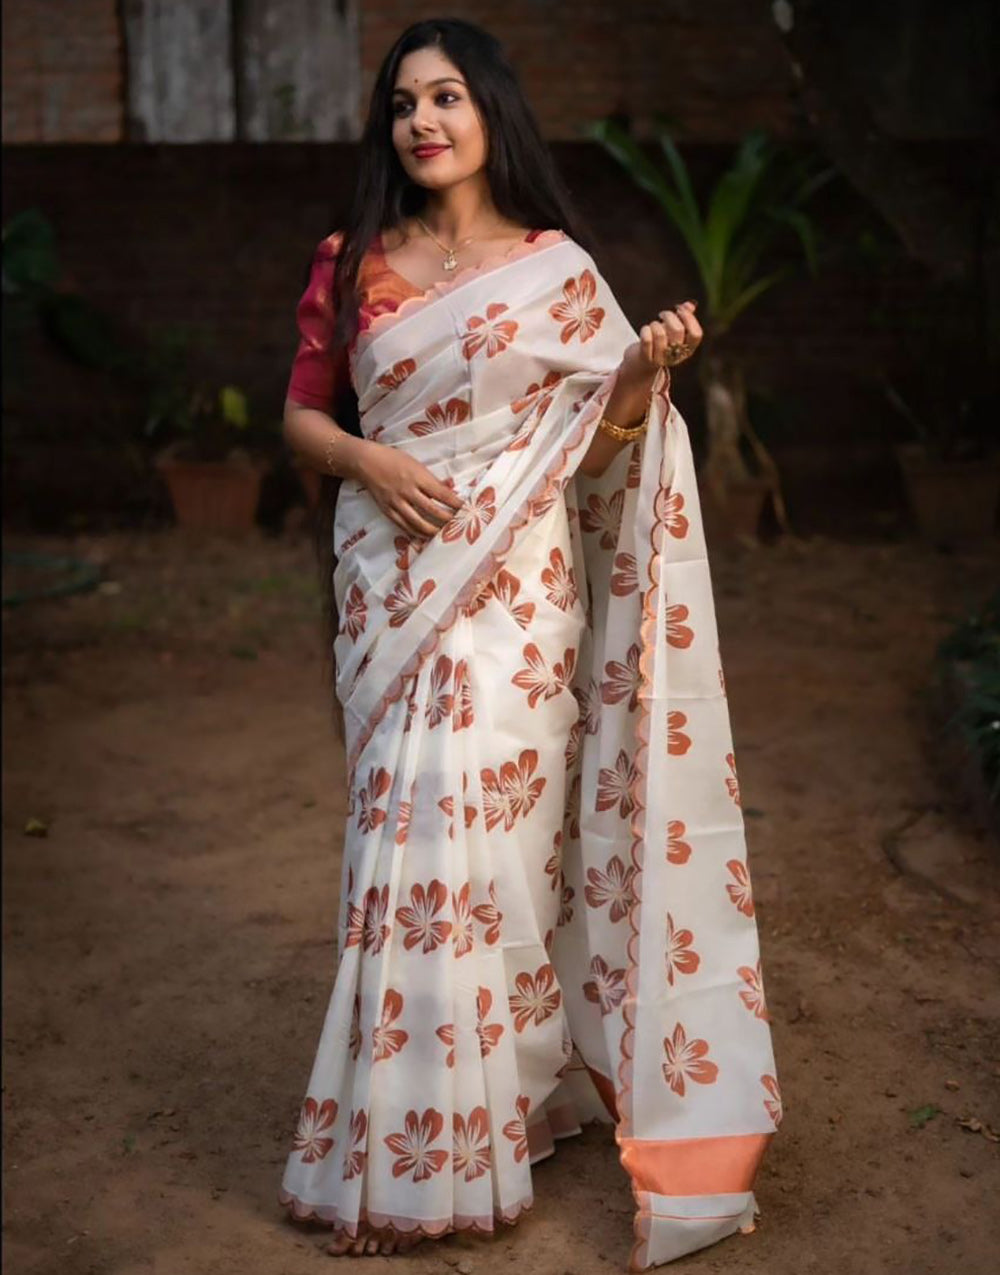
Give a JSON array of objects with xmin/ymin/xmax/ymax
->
[{"xmin": 586, "ymin": 119, "xmax": 836, "ymax": 533}]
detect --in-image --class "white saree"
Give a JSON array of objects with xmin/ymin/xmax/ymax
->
[{"xmin": 279, "ymin": 229, "xmax": 781, "ymax": 1269}]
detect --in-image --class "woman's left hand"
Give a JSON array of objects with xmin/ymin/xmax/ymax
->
[{"xmin": 620, "ymin": 300, "xmax": 703, "ymax": 390}]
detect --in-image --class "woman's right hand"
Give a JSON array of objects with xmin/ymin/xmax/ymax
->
[{"xmin": 355, "ymin": 442, "xmax": 465, "ymax": 539}]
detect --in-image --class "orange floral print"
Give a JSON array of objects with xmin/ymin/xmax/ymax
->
[
  {"xmin": 393, "ymin": 533, "xmax": 422, "ymax": 571},
  {"xmin": 408, "ymin": 395, "xmax": 471, "ymax": 437},
  {"xmin": 583, "ymin": 954, "xmax": 627, "ymax": 1015},
  {"xmin": 665, "ymin": 912, "xmax": 700, "ymax": 986},
  {"xmin": 726, "ymin": 752, "xmax": 741, "ymax": 806},
  {"xmin": 480, "ymin": 748, "xmax": 546, "ymax": 832},
  {"xmin": 293, "ymin": 1096, "xmax": 337, "ymax": 1163},
  {"xmin": 509, "ymin": 962, "xmax": 562, "ymax": 1032},
  {"xmin": 655, "ymin": 487, "xmax": 689, "ymax": 539},
  {"xmin": 462, "ymin": 302, "xmax": 519, "ymax": 359},
  {"xmin": 471, "ymin": 880, "xmax": 502, "ymax": 945},
  {"xmin": 342, "ymin": 583, "xmax": 367, "ymax": 641},
  {"xmin": 344, "ymin": 888, "xmax": 364, "ymax": 949},
  {"xmin": 452, "ymin": 882, "xmax": 474, "ymax": 957},
  {"xmin": 442, "ymin": 485, "xmax": 497, "ymax": 545},
  {"xmin": 348, "ymin": 994, "xmax": 361, "ymax": 1061},
  {"xmin": 476, "ymin": 986, "xmax": 504, "ymax": 1057},
  {"xmin": 372, "ymin": 988, "xmax": 409, "ymax": 1061},
  {"xmin": 394, "ymin": 790, "xmax": 414, "ymax": 846},
  {"xmin": 565, "ymin": 771, "xmax": 582, "ymax": 840},
  {"xmin": 565, "ymin": 716, "xmax": 583, "ymax": 771},
  {"xmin": 511, "ymin": 369, "xmax": 562, "ymax": 415},
  {"xmin": 384, "ymin": 571, "xmax": 435, "ymax": 628},
  {"xmin": 559, "ymin": 882, "xmax": 575, "ymax": 926},
  {"xmin": 761, "ymin": 1073, "xmax": 783, "ymax": 1125},
  {"xmin": 596, "ymin": 748, "xmax": 639, "ymax": 818},
  {"xmin": 738, "ymin": 961, "xmax": 769, "ymax": 1020},
  {"xmin": 468, "ymin": 567, "xmax": 535, "ymax": 627},
  {"xmin": 541, "ymin": 547, "xmax": 579, "ymax": 611},
  {"xmin": 661, "ymin": 1022, "xmax": 719, "ymax": 1096},
  {"xmin": 395, "ymin": 880, "xmax": 452, "ymax": 953},
  {"xmin": 377, "ymin": 357, "xmax": 416, "ymax": 391},
  {"xmin": 453, "ymin": 658, "xmax": 474, "ymax": 730},
  {"xmin": 384, "ymin": 1108, "xmax": 449, "ymax": 1182},
  {"xmin": 667, "ymin": 819, "xmax": 692, "ymax": 865},
  {"xmin": 667, "ymin": 710, "xmax": 692, "ymax": 756},
  {"xmin": 545, "ymin": 830, "xmax": 562, "ymax": 890},
  {"xmin": 453, "ymin": 1107, "xmax": 492, "ymax": 1181},
  {"xmin": 435, "ymin": 1022, "xmax": 455, "ymax": 1068},
  {"xmin": 511, "ymin": 642, "xmax": 574, "ymax": 708},
  {"xmin": 503, "ymin": 1094, "xmax": 530, "ymax": 1162},
  {"xmin": 584, "ymin": 855, "xmax": 635, "ymax": 923},
  {"xmin": 579, "ymin": 489, "xmax": 624, "ymax": 549},
  {"xmin": 548, "ymin": 269, "xmax": 605, "ymax": 343},
  {"xmin": 426, "ymin": 654, "xmax": 454, "ymax": 728},
  {"xmin": 342, "ymin": 1108, "xmax": 367, "ymax": 1180},
  {"xmin": 666, "ymin": 603, "xmax": 694, "ymax": 649},
  {"xmin": 602, "ymin": 643, "xmax": 642, "ymax": 711},
  {"xmin": 340, "ymin": 525, "xmax": 367, "ymax": 554},
  {"xmin": 610, "ymin": 551, "xmax": 638, "ymax": 597},
  {"xmin": 726, "ymin": 859, "xmax": 754, "ymax": 916},
  {"xmin": 577, "ymin": 676, "xmax": 602, "ymax": 734},
  {"xmin": 362, "ymin": 884, "xmax": 390, "ymax": 954},
  {"xmin": 437, "ymin": 794, "xmax": 456, "ymax": 840},
  {"xmin": 357, "ymin": 766, "xmax": 392, "ymax": 833}
]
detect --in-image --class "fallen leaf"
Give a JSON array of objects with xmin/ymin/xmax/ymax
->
[
  {"xmin": 908, "ymin": 1104, "xmax": 940, "ymax": 1128},
  {"xmin": 24, "ymin": 818, "xmax": 48, "ymax": 837}
]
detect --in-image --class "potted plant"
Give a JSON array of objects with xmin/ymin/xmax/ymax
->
[
  {"xmin": 586, "ymin": 120, "xmax": 836, "ymax": 542},
  {"xmin": 144, "ymin": 325, "xmax": 274, "ymax": 533},
  {"xmin": 933, "ymin": 590, "xmax": 1000, "ymax": 839},
  {"xmin": 878, "ymin": 305, "xmax": 999, "ymax": 544}
]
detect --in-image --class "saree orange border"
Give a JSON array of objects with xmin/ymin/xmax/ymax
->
[{"xmin": 618, "ymin": 1131, "xmax": 772, "ymax": 1195}]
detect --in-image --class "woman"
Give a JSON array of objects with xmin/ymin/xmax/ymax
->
[{"xmin": 279, "ymin": 17, "xmax": 780, "ymax": 1269}]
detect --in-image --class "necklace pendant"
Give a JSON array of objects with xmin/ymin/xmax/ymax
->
[{"xmin": 442, "ymin": 251, "xmax": 458, "ymax": 272}]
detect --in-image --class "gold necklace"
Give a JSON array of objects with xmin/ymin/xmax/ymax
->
[{"xmin": 415, "ymin": 215, "xmax": 502, "ymax": 272}]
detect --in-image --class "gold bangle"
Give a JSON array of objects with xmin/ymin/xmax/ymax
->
[{"xmin": 598, "ymin": 412, "xmax": 647, "ymax": 442}]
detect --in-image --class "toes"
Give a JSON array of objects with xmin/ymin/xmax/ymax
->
[
  {"xmin": 365, "ymin": 1236, "xmax": 380, "ymax": 1255},
  {"xmin": 379, "ymin": 1231, "xmax": 397, "ymax": 1255}
]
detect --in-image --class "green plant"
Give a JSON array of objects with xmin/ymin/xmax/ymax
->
[
  {"xmin": 2, "ymin": 208, "xmax": 128, "ymax": 381},
  {"xmin": 585, "ymin": 120, "xmax": 836, "ymax": 528},
  {"xmin": 936, "ymin": 590, "xmax": 1000, "ymax": 809},
  {"xmin": 877, "ymin": 290, "xmax": 997, "ymax": 463},
  {"xmin": 143, "ymin": 324, "xmax": 265, "ymax": 463}
]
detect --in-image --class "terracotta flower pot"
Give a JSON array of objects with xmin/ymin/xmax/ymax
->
[
  {"xmin": 701, "ymin": 476, "xmax": 772, "ymax": 546},
  {"xmin": 155, "ymin": 447, "xmax": 270, "ymax": 533},
  {"xmin": 895, "ymin": 443, "xmax": 1000, "ymax": 544}
]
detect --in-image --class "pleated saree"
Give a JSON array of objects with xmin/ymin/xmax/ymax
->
[{"xmin": 278, "ymin": 226, "xmax": 781, "ymax": 1269}]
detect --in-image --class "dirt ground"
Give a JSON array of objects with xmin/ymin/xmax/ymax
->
[{"xmin": 3, "ymin": 524, "xmax": 999, "ymax": 1275}]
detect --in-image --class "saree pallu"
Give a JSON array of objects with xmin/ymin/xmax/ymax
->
[{"xmin": 279, "ymin": 230, "xmax": 781, "ymax": 1269}]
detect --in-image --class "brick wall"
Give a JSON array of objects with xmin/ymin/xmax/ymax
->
[
  {"xmin": 2, "ymin": 0, "xmax": 796, "ymax": 145},
  {"xmin": 1, "ymin": 0, "xmax": 123, "ymax": 143},
  {"xmin": 359, "ymin": 1, "xmax": 796, "ymax": 142}
]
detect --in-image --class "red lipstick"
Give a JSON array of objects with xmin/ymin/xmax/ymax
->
[{"xmin": 412, "ymin": 144, "xmax": 449, "ymax": 159}]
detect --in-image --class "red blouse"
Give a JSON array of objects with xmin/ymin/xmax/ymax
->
[{"xmin": 286, "ymin": 229, "xmax": 545, "ymax": 413}]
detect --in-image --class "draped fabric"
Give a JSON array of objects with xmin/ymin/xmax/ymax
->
[{"xmin": 279, "ymin": 228, "xmax": 781, "ymax": 1270}]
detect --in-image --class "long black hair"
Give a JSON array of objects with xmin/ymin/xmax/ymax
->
[{"xmin": 313, "ymin": 17, "xmax": 593, "ymax": 736}]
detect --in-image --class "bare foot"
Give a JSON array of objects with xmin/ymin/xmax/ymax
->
[{"xmin": 326, "ymin": 1225, "xmax": 424, "ymax": 1256}]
